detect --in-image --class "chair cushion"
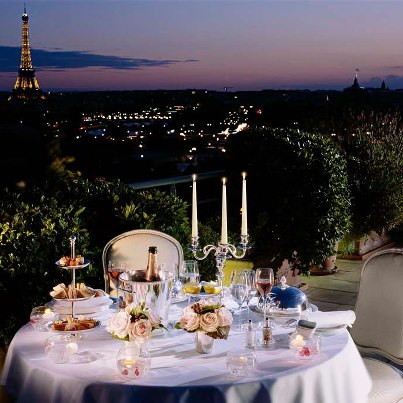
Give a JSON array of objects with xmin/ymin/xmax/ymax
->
[{"xmin": 364, "ymin": 357, "xmax": 403, "ymax": 403}]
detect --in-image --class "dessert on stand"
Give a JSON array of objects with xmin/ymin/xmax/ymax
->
[{"xmin": 48, "ymin": 235, "xmax": 100, "ymax": 337}]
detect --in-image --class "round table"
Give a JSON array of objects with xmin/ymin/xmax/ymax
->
[{"xmin": 1, "ymin": 304, "xmax": 372, "ymax": 403}]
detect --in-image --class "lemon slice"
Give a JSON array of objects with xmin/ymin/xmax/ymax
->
[
  {"xmin": 203, "ymin": 283, "xmax": 222, "ymax": 294},
  {"xmin": 182, "ymin": 282, "xmax": 201, "ymax": 294}
]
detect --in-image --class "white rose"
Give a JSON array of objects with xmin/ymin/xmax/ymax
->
[
  {"xmin": 180, "ymin": 309, "xmax": 200, "ymax": 331},
  {"xmin": 106, "ymin": 310, "xmax": 131, "ymax": 339},
  {"xmin": 199, "ymin": 312, "xmax": 219, "ymax": 332},
  {"xmin": 217, "ymin": 307, "xmax": 233, "ymax": 327}
]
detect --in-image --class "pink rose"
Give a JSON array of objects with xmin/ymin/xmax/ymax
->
[
  {"xmin": 199, "ymin": 311, "xmax": 219, "ymax": 332},
  {"xmin": 217, "ymin": 307, "xmax": 233, "ymax": 327},
  {"xmin": 128, "ymin": 318, "xmax": 152, "ymax": 341},
  {"xmin": 180, "ymin": 307, "xmax": 200, "ymax": 331},
  {"xmin": 106, "ymin": 310, "xmax": 131, "ymax": 339}
]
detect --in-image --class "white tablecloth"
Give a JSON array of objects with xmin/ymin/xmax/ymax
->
[{"xmin": 1, "ymin": 305, "xmax": 372, "ymax": 403}]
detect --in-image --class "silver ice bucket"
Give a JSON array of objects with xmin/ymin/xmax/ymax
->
[{"xmin": 119, "ymin": 270, "xmax": 173, "ymax": 321}]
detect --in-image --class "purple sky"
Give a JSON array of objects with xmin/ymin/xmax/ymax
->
[{"xmin": 1, "ymin": 0, "xmax": 403, "ymax": 92}]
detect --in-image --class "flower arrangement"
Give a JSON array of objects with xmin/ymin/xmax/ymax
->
[
  {"xmin": 106, "ymin": 302, "xmax": 165, "ymax": 343},
  {"xmin": 175, "ymin": 298, "xmax": 233, "ymax": 339}
]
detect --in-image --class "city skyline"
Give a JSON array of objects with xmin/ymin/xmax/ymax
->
[{"xmin": 1, "ymin": 1, "xmax": 403, "ymax": 92}]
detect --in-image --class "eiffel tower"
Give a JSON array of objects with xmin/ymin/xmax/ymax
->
[{"xmin": 9, "ymin": 4, "xmax": 45, "ymax": 101}]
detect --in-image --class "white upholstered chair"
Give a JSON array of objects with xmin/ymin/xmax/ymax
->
[
  {"xmin": 102, "ymin": 229, "xmax": 184, "ymax": 296},
  {"xmin": 351, "ymin": 247, "xmax": 403, "ymax": 403}
]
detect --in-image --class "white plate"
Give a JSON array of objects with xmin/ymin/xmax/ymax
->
[
  {"xmin": 52, "ymin": 290, "xmax": 110, "ymax": 307},
  {"xmin": 52, "ymin": 302, "xmax": 113, "ymax": 317},
  {"xmin": 316, "ymin": 324, "xmax": 347, "ymax": 336},
  {"xmin": 47, "ymin": 320, "xmax": 101, "ymax": 334}
]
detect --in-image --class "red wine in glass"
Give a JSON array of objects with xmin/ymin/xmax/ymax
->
[
  {"xmin": 256, "ymin": 279, "xmax": 274, "ymax": 299},
  {"xmin": 255, "ymin": 268, "xmax": 275, "ymax": 319}
]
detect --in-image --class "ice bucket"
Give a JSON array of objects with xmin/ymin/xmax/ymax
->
[{"xmin": 119, "ymin": 270, "xmax": 173, "ymax": 321}]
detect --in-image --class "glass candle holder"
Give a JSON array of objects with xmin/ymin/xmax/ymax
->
[
  {"xmin": 30, "ymin": 306, "xmax": 59, "ymax": 332},
  {"xmin": 116, "ymin": 343, "xmax": 151, "ymax": 380},
  {"xmin": 289, "ymin": 331, "xmax": 321, "ymax": 360},
  {"xmin": 226, "ymin": 348, "xmax": 257, "ymax": 377},
  {"xmin": 44, "ymin": 334, "xmax": 79, "ymax": 364}
]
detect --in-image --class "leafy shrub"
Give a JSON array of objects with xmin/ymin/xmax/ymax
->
[
  {"xmin": 0, "ymin": 168, "xmax": 191, "ymax": 345},
  {"xmin": 226, "ymin": 127, "xmax": 351, "ymax": 273},
  {"xmin": 335, "ymin": 110, "xmax": 403, "ymax": 240}
]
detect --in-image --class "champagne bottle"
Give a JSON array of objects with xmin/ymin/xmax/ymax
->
[{"xmin": 144, "ymin": 246, "xmax": 160, "ymax": 282}]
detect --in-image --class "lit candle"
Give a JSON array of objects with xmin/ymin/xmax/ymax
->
[
  {"xmin": 192, "ymin": 174, "xmax": 198, "ymax": 238},
  {"xmin": 221, "ymin": 177, "xmax": 228, "ymax": 244},
  {"xmin": 290, "ymin": 334, "xmax": 305, "ymax": 348},
  {"xmin": 42, "ymin": 308, "xmax": 55, "ymax": 320},
  {"xmin": 241, "ymin": 172, "xmax": 248, "ymax": 236}
]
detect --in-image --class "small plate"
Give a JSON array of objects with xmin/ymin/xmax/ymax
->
[
  {"xmin": 47, "ymin": 319, "xmax": 101, "ymax": 334},
  {"xmin": 55, "ymin": 258, "xmax": 91, "ymax": 270}
]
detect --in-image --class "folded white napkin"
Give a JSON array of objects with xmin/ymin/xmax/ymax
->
[{"xmin": 303, "ymin": 310, "xmax": 356, "ymax": 328}]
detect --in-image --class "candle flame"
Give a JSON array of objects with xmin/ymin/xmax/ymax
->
[
  {"xmin": 242, "ymin": 171, "xmax": 246, "ymax": 179},
  {"xmin": 222, "ymin": 177, "xmax": 227, "ymax": 185},
  {"xmin": 192, "ymin": 174, "xmax": 196, "ymax": 181}
]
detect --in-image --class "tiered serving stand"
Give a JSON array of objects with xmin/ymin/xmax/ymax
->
[{"xmin": 51, "ymin": 235, "xmax": 99, "ymax": 337}]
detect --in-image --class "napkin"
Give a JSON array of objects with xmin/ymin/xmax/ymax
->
[{"xmin": 302, "ymin": 310, "xmax": 356, "ymax": 328}]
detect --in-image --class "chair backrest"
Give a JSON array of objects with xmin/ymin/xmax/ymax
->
[
  {"xmin": 351, "ymin": 247, "xmax": 403, "ymax": 365},
  {"xmin": 102, "ymin": 229, "xmax": 184, "ymax": 295}
]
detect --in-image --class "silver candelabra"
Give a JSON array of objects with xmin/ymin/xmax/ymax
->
[{"xmin": 191, "ymin": 234, "xmax": 249, "ymax": 288}]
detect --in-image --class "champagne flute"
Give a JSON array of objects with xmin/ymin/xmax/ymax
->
[
  {"xmin": 255, "ymin": 268, "xmax": 275, "ymax": 323},
  {"xmin": 243, "ymin": 269, "xmax": 257, "ymax": 321},
  {"xmin": 229, "ymin": 270, "xmax": 249, "ymax": 330}
]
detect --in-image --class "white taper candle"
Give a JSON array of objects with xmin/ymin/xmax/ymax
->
[
  {"xmin": 192, "ymin": 174, "xmax": 198, "ymax": 238},
  {"xmin": 221, "ymin": 177, "xmax": 228, "ymax": 244},
  {"xmin": 241, "ymin": 172, "xmax": 248, "ymax": 236}
]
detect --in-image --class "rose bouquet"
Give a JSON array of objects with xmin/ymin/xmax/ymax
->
[
  {"xmin": 106, "ymin": 302, "xmax": 165, "ymax": 343},
  {"xmin": 175, "ymin": 298, "xmax": 233, "ymax": 339}
]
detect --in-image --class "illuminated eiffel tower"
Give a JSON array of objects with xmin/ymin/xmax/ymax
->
[{"xmin": 9, "ymin": 4, "xmax": 45, "ymax": 101}]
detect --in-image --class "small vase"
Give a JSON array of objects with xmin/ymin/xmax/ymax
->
[{"xmin": 195, "ymin": 331, "xmax": 214, "ymax": 354}]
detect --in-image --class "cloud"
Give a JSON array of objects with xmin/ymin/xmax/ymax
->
[{"xmin": 0, "ymin": 46, "xmax": 197, "ymax": 72}]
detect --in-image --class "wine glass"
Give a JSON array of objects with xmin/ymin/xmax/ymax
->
[
  {"xmin": 243, "ymin": 270, "xmax": 257, "ymax": 321},
  {"xmin": 229, "ymin": 270, "xmax": 249, "ymax": 330},
  {"xmin": 179, "ymin": 260, "xmax": 201, "ymax": 302},
  {"xmin": 255, "ymin": 268, "xmax": 275, "ymax": 322},
  {"xmin": 108, "ymin": 260, "xmax": 126, "ymax": 303}
]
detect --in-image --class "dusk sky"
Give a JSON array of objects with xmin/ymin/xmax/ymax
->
[{"xmin": 1, "ymin": 0, "xmax": 403, "ymax": 92}]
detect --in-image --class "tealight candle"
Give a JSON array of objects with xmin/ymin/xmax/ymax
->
[
  {"xmin": 116, "ymin": 344, "xmax": 151, "ymax": 380},
  {"xmin": 226, "ymin": 348, "xmax": 256, "ymax": 377},
  {"xmin": 42, "ymin": 308, "xmax": 56, "ymax": 320},
  {"xmin": 290, "ymin": 334, "xmax": 305, "ymax": 348}
]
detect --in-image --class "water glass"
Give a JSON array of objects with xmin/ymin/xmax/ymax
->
[
  {"xmin": 44, "ymin": 334, "xmax": 79, "ymax": 364},
  {"xmin": 179, "ymin": 260, "xmax": 201, "ymax": 297}
]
